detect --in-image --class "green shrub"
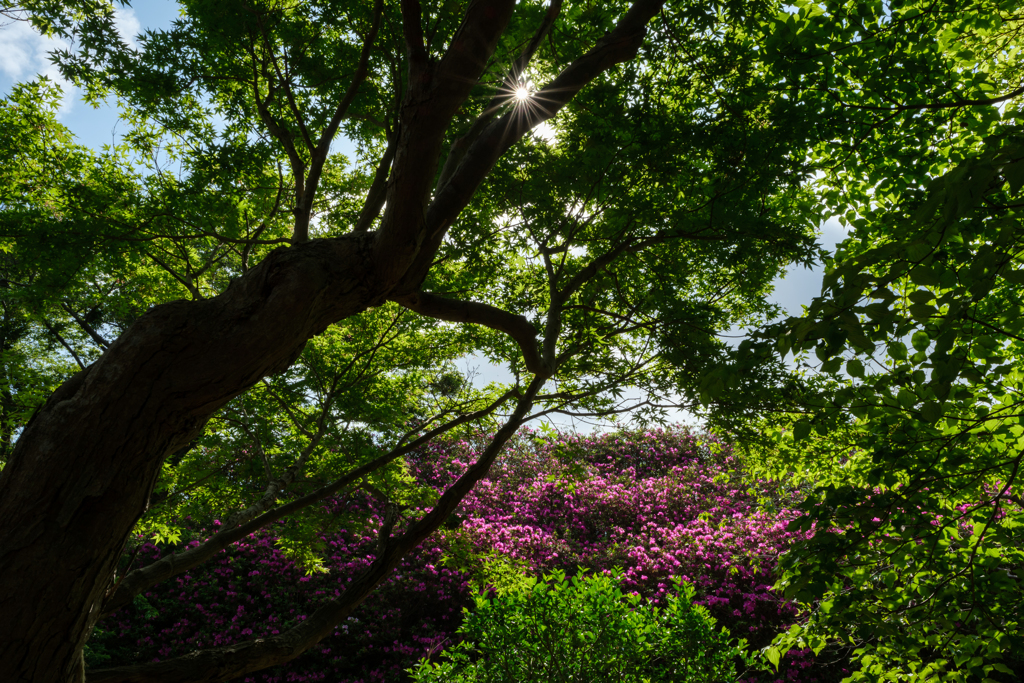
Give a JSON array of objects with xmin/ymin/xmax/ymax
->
[{"xmin": 409, "ymin": 569, "xmax": 748, "ymax": 683}]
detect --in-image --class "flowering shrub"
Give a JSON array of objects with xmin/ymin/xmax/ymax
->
[
  {"xmin": 88, "ymin": 428, "xmax": 832, "ymax": 682},
  {"xmin": 421, "ymin": 430, "xmax": 805, "ymax": 645},
  {"xmin": 88, "ymin": 500, "xmax": 466, "ymax": 682}
]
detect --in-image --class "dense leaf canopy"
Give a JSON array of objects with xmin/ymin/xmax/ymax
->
[{"xmin": 700, "ymin": 1, "xmax": 1024, "ymax": 679}]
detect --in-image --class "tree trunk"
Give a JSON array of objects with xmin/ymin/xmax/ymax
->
[{"xmin": 0, "ymin": 235, "xmax": 379, "ymax": 683}]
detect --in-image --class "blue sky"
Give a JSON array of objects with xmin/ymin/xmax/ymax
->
[{"xmin": 0, "ymin": 1, "xmax": 182, "ymax": 150}]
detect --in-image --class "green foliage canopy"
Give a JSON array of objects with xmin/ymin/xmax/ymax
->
[{"xmin": 697, "ymin": 0, "xmax": 1024, "ymax": 679}]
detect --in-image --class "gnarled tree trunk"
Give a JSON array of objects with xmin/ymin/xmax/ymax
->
[{"xmin": 0, "ymin": 236, "xmax": 380, "ymax": 681}]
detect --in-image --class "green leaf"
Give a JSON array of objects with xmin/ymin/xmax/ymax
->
[
  {"xmin": 921, "ymin": 400, "xmax": 943, "ymax": 423},
  {"xmin": 1003, "ymin": 269, "xmax": 1024, "ymax": 285},
  {"xmin": 821, "ymin": 357, "xmax": 843, "ymax": 374},
  {"xmin": 906, "ymin": 241, "xmax": 932, "ymax": 261},
  {"xmin": 1002, "ymin": 157, "xmax": 1024, "ymax": 194},
  {"xmin": 910, "ymin": 265, "xmax": 941, "ymax": 287},
  {"xmin": 897, "ymin": 388, "xmax": 917, "ymax": 409},
  {"xmin": 888, "ymin": 342, "xmax": 908, "ymax": 361},
  {"xmin": 909, "ymin": 303, "xmax": 935, "ymax": 321},
  {"xmin": 765, "ymin": 646, "xmax": 782, "ymax": 670}
]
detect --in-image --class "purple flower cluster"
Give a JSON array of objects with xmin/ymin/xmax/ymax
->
[{"xmin": 88, "ymin": 428, "xmax": 831, "ymax": 682}]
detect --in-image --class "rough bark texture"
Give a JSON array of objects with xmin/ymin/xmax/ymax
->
[{"xmin": 0, "ymin": 235, "xmax": 381, "ymax": 681}]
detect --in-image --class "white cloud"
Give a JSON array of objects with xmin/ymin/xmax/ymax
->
[
  {"xmin": 113, "ymin": 7, "xmax": 141, "ymax": 50},
  {"xmin": 0, "ymin": 6, "xmax": 140, "ymax": 117},
  {"xmin": 0, "ymin": 21, "xmax": 35, "ymax": 80},
  {"xmin": 0, "ymin": 19, "xmax": 63, "ymax": 81},
  {"xmin": 0, "ymin": 18, "xmax": 77, "ymax": 115}
]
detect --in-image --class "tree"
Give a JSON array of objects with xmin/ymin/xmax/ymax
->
[
  {"xmin": 696, "ymin": 1, "xmax": 1024, "ymax": 678},
  {"xmin": 3, "ymin": 0, "xmax": 1014, "ymax": 681},
  {"xmin": 0, "ymin": 1, "xmax": 821, "ymax": 681},
  {"xmin": 762, "ymin": 143, "xmax": 1024, "ymax": 680}
]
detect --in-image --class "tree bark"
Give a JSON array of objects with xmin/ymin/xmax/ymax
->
[{"xmin": 0, "ymin": 235, "xmax": 382, "ymax": 682}]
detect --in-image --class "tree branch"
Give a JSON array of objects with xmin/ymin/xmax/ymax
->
[
  {"xmin": 61, "ymin": 303, "xmax": 110, "ymax": 350},
  {"xmin": 434, "ymin": 0, "xmax": 563, "ymax": 192},
  {"xmin": 145, "ymin": 251, "xmax": 202, "ymax": 300},
  {"xmin": 840, "ymin": 83, "xmax": 1024, "ymax": 112},
  {"xmin": 98, "ymin": 390, "xmax": 514, "ymax": 617},
  {"xmin": 400, "ymin": 0, "xmax": 428, "ymax": 65},
  {"xmin": 257, "ymin": 379, "xmax": 314, "ymax": 438},
  {"xmin": 390, "ymin": 291, "xmax": 550, "ymax": 375},
  {"xmin": 42, "ymin": 321, "xmax": 86, "ymax": 371},
  {"xmin": 353, "ymin": 135, "xmax": 397, "ymax": 232},
  {"xmin": 395, "ymin": 0, "xmax": 665, "ymax": 293},
  {"xmin": 221, "ymin": 422, "xmax": 322, "ymax": 530},
  {"xmin": 247, "ymin": 45, "xmax": 306, "ymax": 242},
  {"xmin": 371, "ymin": 0, "xmax": 518, "ymax": 286},
  {"xmin": 221, "ymin": 379, "xmax": 346, "ymax": 529},
  {"xmin": 300, "ymin": 0, "xmax": 385, "ymax": 241},
  {"xmin": 89, "ymin": 383, "xmax": 536, "ymax": 683},
  {"xmin": 264, "ymin": 38, "xmax": 314, "ymax": 155}
]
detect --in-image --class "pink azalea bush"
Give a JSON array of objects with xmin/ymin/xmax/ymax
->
[{"xmin": 87, "ymin": 428, "xmax": 838, "ymax": 681}]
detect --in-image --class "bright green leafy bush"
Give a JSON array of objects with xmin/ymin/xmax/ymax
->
[{"xmin": 409, "ymin": 570, "xmax": 747, "ymax": 683}]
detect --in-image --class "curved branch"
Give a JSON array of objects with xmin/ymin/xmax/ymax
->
[
  {"xmin": 89, "ymin": 381, "xmax": 540, "ymax": 683},
  {"xmin": 98, "ymin": 390, "xmax": 513, "ymax": 617},
  {"xmin": 390, "ymin": 291, "xmax": 551, "ymax": 376}
]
